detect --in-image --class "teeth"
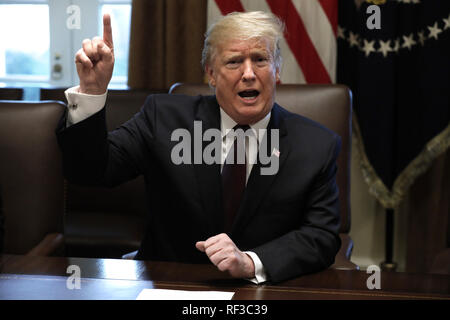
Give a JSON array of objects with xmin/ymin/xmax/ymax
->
[{"xmin": 243, "ymin": 96, "xmax": 257, "ymax": 100}]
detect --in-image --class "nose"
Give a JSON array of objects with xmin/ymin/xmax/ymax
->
[{"xmin": 241, "ymin": 60, "xmax": 256, "ymax": 82}]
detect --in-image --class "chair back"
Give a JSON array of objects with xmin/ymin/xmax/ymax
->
[
  {"xmin": 0, "ymin": 101, "xmax": 65, "ymax": 254},
  {"xmin": 40, "ymin": 88, "xmax": 158, "ymax": 130},
  {"xmin": 0, "ymin": 88, "xmax": 23, "ymax": 100},
  {"xmin": 40, "ymin": 88, "xmax": 151, "ymax": 258},
  {"xmin": 169, "ymin": 83, "xmax": 352, "ymax": 235}
]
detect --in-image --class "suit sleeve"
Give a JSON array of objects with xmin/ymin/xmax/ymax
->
[
  {"xmin": 252, "ymin": 135, "xmax": 342, "ymax": 283},
  {"xmin": 55, "ymin": 96, "xmax": 156, "ymax": 187}
]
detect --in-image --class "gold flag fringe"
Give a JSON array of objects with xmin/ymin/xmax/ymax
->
[{"xmin": 352, "ymin": 114, "xmax": 450, "ymax": 209}]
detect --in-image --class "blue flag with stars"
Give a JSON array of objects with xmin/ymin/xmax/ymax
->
[{"xmin": 337, "ymin": 0, "xmax": 450, "ymax": 208}]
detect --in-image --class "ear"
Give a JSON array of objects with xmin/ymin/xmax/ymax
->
[
  {"xmin": 275, "ymin": 67, "xmax": 281, "ymax": 84},
  {"xmin": 205, "ymin": 64, "xmax": 216, "ymax": 87}
]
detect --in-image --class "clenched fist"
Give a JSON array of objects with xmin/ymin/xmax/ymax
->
[
  {"xmin": 196, "ymin": 233, "xmax": 255, "ymax": 279},
  {"xmin": 75, "ymin": 14, "xmax": 114, "ymax": 95}
]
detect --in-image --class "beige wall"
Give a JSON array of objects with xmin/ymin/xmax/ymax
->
[{"xmin": 349, "ymin": 134, "xmax": 408, "ymax": 272}]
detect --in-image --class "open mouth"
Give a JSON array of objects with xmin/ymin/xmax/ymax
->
[{"xmin": 238, "ymin": 90, "xmax": 260, "ymax": 100}]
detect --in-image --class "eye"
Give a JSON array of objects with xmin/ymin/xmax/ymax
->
[
  {"xmin": 226, "ymin": 59, "xmax": 241, "ymax": 69},
  {"xmin": 254, "ymin": 56, "xmax": 269, "ymax": 66}
]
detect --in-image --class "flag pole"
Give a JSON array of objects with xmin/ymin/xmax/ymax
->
[{"xmin": 380, "ymin": 208, "xmax": 397, "ymax": 271}]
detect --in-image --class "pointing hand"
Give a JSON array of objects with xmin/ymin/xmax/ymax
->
[{"xmin": 75, "ymin": 14, "xmax": 115, "ymax": 95}]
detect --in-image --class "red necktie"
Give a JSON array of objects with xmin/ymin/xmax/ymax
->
[{"xmin": 222, "ymin": 125, "xmax": 249, "ymax": 232}]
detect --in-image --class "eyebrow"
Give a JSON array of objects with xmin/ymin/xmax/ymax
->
[{"xmin": 223, "ymin": 49, "xmax": 270, "ymax": 60}]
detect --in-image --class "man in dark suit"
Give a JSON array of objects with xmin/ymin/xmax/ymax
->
[{"xmin": 56, "ymin": 11, "xmax": 341, "ymax": 284}]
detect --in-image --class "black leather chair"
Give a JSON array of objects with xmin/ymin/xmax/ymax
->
[
  {"xmin": 0, "ymin": 88, "xmax": 23, "ymax": 100},
  {"xmin": 41, "ymin": 88, "xmax": 153, "ymax": 258},
  {"xmin": 0, "ymin": 101, "xmax": 65, "ymax": 256},
  {"xmin": 169, "ymin": 83, "xmax": 357, "ymax": 270}
]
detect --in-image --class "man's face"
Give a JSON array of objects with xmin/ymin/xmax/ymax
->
[{"xmin": 206, "ymin": 38, "xmax": 280, "ymax": 125}]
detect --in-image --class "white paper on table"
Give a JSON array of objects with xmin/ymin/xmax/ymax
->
[{"xmin": 136, "ymin": 288, "xmax": 235, "ymax": 300}]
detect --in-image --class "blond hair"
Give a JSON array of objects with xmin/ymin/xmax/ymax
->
[{"xmin": 202, "ymin": 11, "xmax": 285, "ymax": 71}]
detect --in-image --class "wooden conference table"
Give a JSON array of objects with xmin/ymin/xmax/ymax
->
[{"xmin": 0, "ymin": 254, "xmax": 449, "ymax": 300}]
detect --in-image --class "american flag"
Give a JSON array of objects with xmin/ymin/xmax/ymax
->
[{"xmin": 207, "ymin": 0, "xmax": 338, "ymax": 84}]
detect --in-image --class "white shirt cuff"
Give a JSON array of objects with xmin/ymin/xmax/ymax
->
[
  {"xmin": 64, "ymin": 86, "xmax": 107, "ymax": 126},
  {"xmin": 244, "ymin": 251, "xmax": 268, "ymax": 284}
]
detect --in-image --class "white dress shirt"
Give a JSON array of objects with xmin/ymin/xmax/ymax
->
[
  {"xmin": 219, "ymin": 108, "xmax": 270, "ymax": 284},
  {"xmin": 64, "ymin": 86, "xmax": 268, "ymax": 283},
  {"xmin": 219, "ymin": 108, "xmax": 271, "ymax": 182}
]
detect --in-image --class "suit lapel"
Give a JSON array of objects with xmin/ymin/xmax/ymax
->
[
  {"xmin": 191, "ymin": 96, "xmax": 224, "ymax": 234},
  {"xmin": 190, "ymin": 99, "xmax": 291, "ymax": 236},
  {"xmin": 230, "ymin": 104, "xmax": 290, "ymax": 235}
]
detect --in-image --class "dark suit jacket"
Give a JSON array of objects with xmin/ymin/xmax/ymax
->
[{"xmin": 56, "ymin": 94, "xmax": 341, "ymax": 283}]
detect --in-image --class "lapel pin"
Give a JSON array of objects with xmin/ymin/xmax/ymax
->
[{"xmin": 272, "ymin": 148, "xmax": 280, "ymax": 158}]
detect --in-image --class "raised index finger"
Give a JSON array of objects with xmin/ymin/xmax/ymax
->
[{"xmin": 102, "ymin": 13, "xmax": 114, "ymax": 50}]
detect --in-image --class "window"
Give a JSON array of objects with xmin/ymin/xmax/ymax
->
[
  {"xmin": 0, "ymin": 0, "xmax": 132, "ymax": 88},
  {"xmin": 0, "ymin": 2, "xmax": 50, "ymax": 82},
  {"xmin": 100, "ymin": 2, "xmax": 132, "ymax": 85}
]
